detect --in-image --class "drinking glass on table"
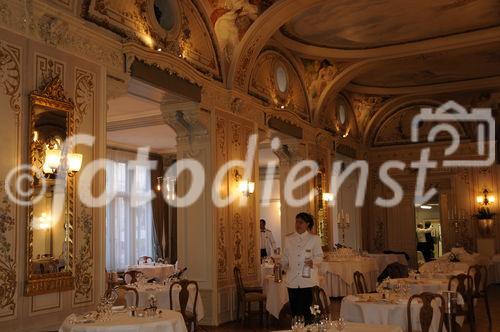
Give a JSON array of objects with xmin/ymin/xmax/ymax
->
[
  {"xmin": 291, "ymin": 316, "xmax": 305, "ymax": 331},
  {"xmin": 333, "ymin": 317, "xmax": 346, "ymax": 331}
]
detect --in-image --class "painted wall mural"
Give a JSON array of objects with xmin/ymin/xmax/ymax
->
[
  {"xmin": 303, "ymin": 59, "xmax": 338, "ymax": 109},
  {"xmin": 210, "ymin": 0, "xmax": 275, "ymax": 62}
]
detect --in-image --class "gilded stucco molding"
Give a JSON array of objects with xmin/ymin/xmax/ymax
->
[
  {"xmin": 73, "ymin": 207, "xmax": 93, "ymax": 305},
  {"xmin": 0, "ymin": 182, "xmax": 16, "ymax": 318}
]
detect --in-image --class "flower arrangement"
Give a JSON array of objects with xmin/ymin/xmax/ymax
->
[
  {"xmin": 310, "ymin": 304, "xmax": 321, "ymax": 323},
  {"xmin": 448, "ymin": 252, "xmax": 460, "ymax": 262}
]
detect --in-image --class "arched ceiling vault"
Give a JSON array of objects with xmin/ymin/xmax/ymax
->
[{"xmin": 212, "ymin": 0, "xmax": 500, "ymax": 130}]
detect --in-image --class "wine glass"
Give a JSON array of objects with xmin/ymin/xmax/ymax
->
[{"xmin": 333, "ymin": 317, "xmax": 346, "ymax": 331}]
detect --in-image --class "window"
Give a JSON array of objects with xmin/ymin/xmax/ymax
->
[
  {"xmin": 275, "ymin": 65, "xmax": 288, "ymax": 93},
  {"xmin": 106, "ymin": 157, "xmax": 154, "ymax": 272}
]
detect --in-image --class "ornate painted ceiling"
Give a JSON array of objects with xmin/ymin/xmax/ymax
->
[{"xmin": 281, "ymin": 0, "xmax": 500, "ymax": 49}]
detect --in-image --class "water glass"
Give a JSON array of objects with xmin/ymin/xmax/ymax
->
[{"xmin": 333, "ymin": 317, "xmax": 346, "ymax": 331}]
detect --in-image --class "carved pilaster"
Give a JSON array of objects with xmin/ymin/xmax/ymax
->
[{"xmin": 161, "ymin": 101, "xmax": 208, "ymax": 145}]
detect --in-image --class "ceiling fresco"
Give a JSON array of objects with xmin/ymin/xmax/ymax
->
[
  {"xmin": 282, "ymin": 0, "xmax": 500, "ymax": 49},
  {"xmin": 352, "ymin": 41, "xmax": 500, "ymax": 88}
]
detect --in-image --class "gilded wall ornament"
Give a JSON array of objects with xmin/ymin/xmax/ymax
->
[
  {"xmin": 0, "ymin": 183, "xmax": 16, "ymax": 317},
  {"xmin": 74, "ymin": 208, "xmax": 93, "ymax": 304}
]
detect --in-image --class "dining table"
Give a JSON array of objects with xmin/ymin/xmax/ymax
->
[
  {"xmin": 272, "ymin": 321, "xmax": 403, "ymax": 332},
  {"xmin": 386, "ymin": 277, "xmax": 450, "ymax": 295},
  {"xmin": 125, "ymin": 283, "xmax": 204, "ymax": 321},
  {"xmin": 58, "ymin": 310, "xmax": 187, "ymax": 332},
  {"xmin": 340, "ymin": 292, "xmax": 463, "ymax": 332},
  {"xmin": 126, "ymin": 263, "xmax": 175, "ymax": 282},
  {"xmin": 320, "ymin": 256, "xmax": 379, "ymax": 297}
]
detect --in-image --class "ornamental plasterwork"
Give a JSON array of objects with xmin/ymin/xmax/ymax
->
[
  {"xmin": 73, "ymin": 207, "xmax": 93, "ymax": 305},
  {"xmin": 350, "ymin": 93, "xmax": 386, "ymax": 136},
  {"xmin": 0, "ymin": 41, "xmax": 21, "ymax": 121},
  {"xmin": 74, "ymin": 68, "xmax": 95, "ymax": 132},
  {"xmin": 250, "ymin": 50, "xmax": 310, "ymax": 123},
  {"xmin": 0, "ymin": 182, "xmax": 16, "ymax": 318},
  {"xmin": 83, "ymin": 0, "xmax": 221, "ymax": 80}
]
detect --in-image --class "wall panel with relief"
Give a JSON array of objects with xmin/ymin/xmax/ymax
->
[{"xmin": 25, "ymin": 76, "xmax": 82, "ymax": 296}]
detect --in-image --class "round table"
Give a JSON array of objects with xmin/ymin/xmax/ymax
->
[
  {"xmin": 320, "ymin": 257, "xmax": 379, "ymax": 297},
  {"xmin": 127, "ymin": 264, "xmax": 175, "ymax": 282},
  {"xmin": 341, "ymin": 293, "xmax": 463, "ymax": 332},
  {"xmin": 276, "ymin": 322, "xmax": 403, "ymax": 332},
  {"xmin": 387, "ymin": 277, "xmax": 449, "ymax": 295},
  {"xmin": 125, "ymin": 284, "xmax": 204, "ymax": 321},
  {"xmin": 58, "ymin": 311, "xmax": 187, "ymax": 332},
  {"xmin": 419, "ymin": 261, "xmax": 469, "ymax": 275}
]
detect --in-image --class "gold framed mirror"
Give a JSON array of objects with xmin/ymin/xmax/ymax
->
[{"xmin": 25, "ymin": 76, "xmax": 79, "ymax": 296}]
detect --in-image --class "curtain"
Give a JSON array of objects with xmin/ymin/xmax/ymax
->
[
  {"xmin": 106, "ymin": 149, "xmax": 154, "ymax": 272},
  {"xmin": 150, "ymin": 154, "xmax": 165, "ymax": 260}
]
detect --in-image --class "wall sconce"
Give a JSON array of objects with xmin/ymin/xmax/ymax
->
[
  {"xmin": 322, "ymin": 192, "xmax": 334, "ymax": 202},
  {"xmin": 476, "ymin": 189, "xmax": 495, "ymax": 206},
  {"xmin": 42, "ymin": 143, "xmax": 82, "ymax": 176},
  {"xmin": 239, "ymin": 180, "xmax": 255, "ymax": 197},
  {"xmin": 234, "ymin": 170, "xmax": 254, "ymax": 197},
  {"xmin": 37, "ymin": 212, "xmax": 52, "ymax": 230}
]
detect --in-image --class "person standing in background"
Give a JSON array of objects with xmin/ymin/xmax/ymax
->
[
  {"xmin": 281, "ymin": 212, "xmax": 323, "ymax": 324},
  {"xmin": 260, "ymin": 219, "xmax": 276, "ymax": 259}
]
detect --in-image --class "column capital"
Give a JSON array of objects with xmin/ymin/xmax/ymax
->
[{"xmin": 161, "ymin": 101, "xmax": 208, "ymax": 141}]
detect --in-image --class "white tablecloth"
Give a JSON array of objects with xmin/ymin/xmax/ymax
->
[
  {"xmin": 367, "ymin": 254, "xmax": 407, "ymax": 272},
  {"xmin": 341, "ymin": 294, "xmax": 462, "ymax": 332},
  {"xmin": 320, "ymin": 258, "xmax": 379, "ymax": 297},
  {"xmin": 418, "ymin": 261, "xmax": 469, "ymax": 275},
  {"xmin": 273, "ymin": 321, "xmax": 403, "ymax": 332},
  {"xmin": 387, "ymin": 278, "xmax": 449, "ymax": 295},
  {"xmin": 125, "ymin": 284, "xmax": 204, "ymax": 321},
  {"xmin": 59, "ymin": 311, "xmax": 187, "ymax": 332},
  {"xmin": 262, "ymin": 276, "xmax": 328, "ymax": 319},
  {"xmin": 127, "ymin": 264, "xmax": 175, "ymax": 282}
]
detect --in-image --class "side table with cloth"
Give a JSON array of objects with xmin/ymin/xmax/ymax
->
[
  {"xmin": 59, "ymin": 311, "xmax": 187, "ymax": 332},
  {"xmin": 320, "ymin": 257, "xmax": 379, "ymax": 297},
  {"xmin": 367, "ymin": 254, "xmax": 407, "ymax": 273},
  {"xmin": 125, "ymin": 284, "xmax": 204, "ymax": 321},
  {"xmin": 126, "ymin": 264, "xmax": 175, "ymax": 282},
  {"xmin": 263, "ymin": 275, "xmax": 328, "ymax": 319},
  {"xmin": 341, "ymin": 293, "xmax": 463, "ymax": 332},
  {"xmin": 272, "ymin": 322, "xmax": 403, "ymax": 332}
]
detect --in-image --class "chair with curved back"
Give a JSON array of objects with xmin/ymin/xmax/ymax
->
[
  {"xmin": 169, "ymin": 279, "xmax": 199, "ymax": 331},
  {"xmin": 104, "ymin": 285, "xmax": 139, "ymax": 308},
  {"xmin": 467, "ymin": 264, "xmax": 491, "ymax": 329},
  {"xmin": 137, "ymin": 256, "xmax": 153, "ymax": 265},
  {"xmin": 353, "ymin": 271, "xmax": 369, "ymax": 294},
  {"xmin": 233, "ymin": 266, "xmax": 267, "ymax": 326},
  {"xmin": 124, "ymin": 270, "xmax": 144, "ymax": 284},
  {"xmin": 407, "ymin": 292, "xmax": 445, "ymax": 332},
  {"xmin": 312, "ymin": 286, "xmax": 329, "ymax": 315},
  {"xmin": 448, "ymin": 273, "xmax": 474, "ymax": 332}
]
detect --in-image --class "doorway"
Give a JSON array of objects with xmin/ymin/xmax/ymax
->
[{"xmin": 415, "ymin": 195, "xmax": 442, "ymax": 264}]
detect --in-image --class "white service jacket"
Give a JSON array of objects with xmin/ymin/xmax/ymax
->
[
  {"xmin": 281, "ymin": 231, "xmax": 323, "ymax": 288},
  {"xmin": 260, "ymin": 228, "xmax": 276, "ymax": 255}
]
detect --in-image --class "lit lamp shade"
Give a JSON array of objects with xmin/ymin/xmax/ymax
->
[
  {"xmin": 239, "ymin": 180, "xmax": 255, "ymax": 195},
  {"xmin": 488, "ymin": 195, "xmax": 495, "ymax": 203},
  {"xmin": 43, "ymin": 148, "xmax": 61, "ymax": 172},
  {"xmin": 322, "ymin": 192, "xmax": 334, "ymax": 202},
  {"xmin": 67, "ymin": 153, "xmax": 83, "ymax": 173}
]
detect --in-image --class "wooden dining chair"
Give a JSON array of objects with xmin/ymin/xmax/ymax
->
[
  {"xmin": 448, "ymin": 273, "xmax": 474, "ymax": 332},
  {"xmin": 169, "ymin": 279, "xmax": 199, "ymax": 331},
  {"xmin": 124, "ymin": 270, "xmax": 144, "ymax": 284},
  {"xmin": 407, "ymin": 292, "xmax": 445, "ymax": 332},
  {"xmin": 104, "ymin": 285, "xmax": 139, "ymax": 308},
  {"xmin": 467, "ymin": 265, "xmax": 491, "ymax": 328},
  {"xmin": 353, "ymin": 271, "xmax": 369, "ymax": 294},
  {"xmin": 137, "ymin": 256, "xmax": 153, "ymax": 265},
  {"xmin": 312, "ymin": 286, "xmax": 329, "ymax": 315},
  {"xmin": 233, "ymin": 266, "xmax": 267, "ymax": 326}
]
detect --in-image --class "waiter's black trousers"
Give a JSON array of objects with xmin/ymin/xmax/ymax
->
[{"xmin": 287, "ymin": 287, "xmax": 313, "ymax": 323}]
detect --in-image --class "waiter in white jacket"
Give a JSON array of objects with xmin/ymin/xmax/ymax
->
[
  {"xmin": 281, "ymin": 212, "xmax": 323, "ymax": 323},
  {"xmin": 260, "ymin": 219, "xmax": 276, "ymax": 258}
]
